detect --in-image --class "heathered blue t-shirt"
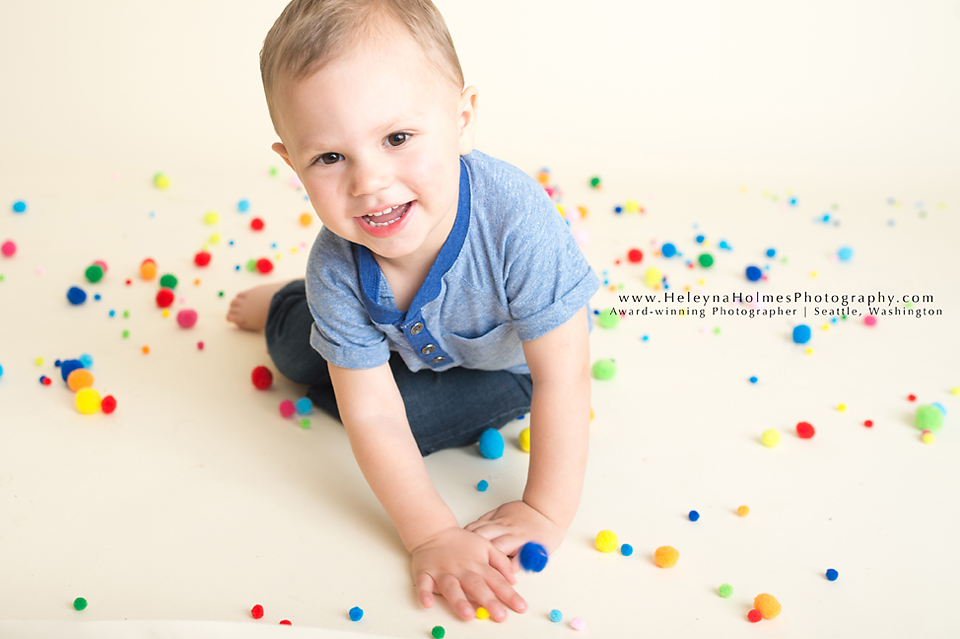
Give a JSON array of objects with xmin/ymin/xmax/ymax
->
[{"xmin": 305, "ymin": 149, "xmax": 600, "ymax": 375}]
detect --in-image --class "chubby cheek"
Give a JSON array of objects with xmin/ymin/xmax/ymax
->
[{"xmin": 404, "ymin": 148, "xmax": 460, "ymax": 206}]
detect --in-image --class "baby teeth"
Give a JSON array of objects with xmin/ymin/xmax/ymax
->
[
  {"xmin": 368, "ymin": 216, "xmax": 401, "ymax": 227},
  {"xmin": 368, "ymin": 205, "xmax": 399, "ymax": 217}
]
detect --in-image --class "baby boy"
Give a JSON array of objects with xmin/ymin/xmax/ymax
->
[{"xmin": 228, "ymin": 0, "xmax": 599, "ymax": 622}]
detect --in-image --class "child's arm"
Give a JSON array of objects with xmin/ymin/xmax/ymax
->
[
  {"xmin": 327, "ymin": 362, "xmax": 528, "ymax": 621},
  {"xmin": 464, "ymin": 306, "xmax": 591, "ymax": 560}
]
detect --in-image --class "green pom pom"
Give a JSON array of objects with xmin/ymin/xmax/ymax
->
[
  {"xmin": 431, "ymin": 626, "xmax": 446, "ymax": 639},
  {"xmin": 915, "ymin": 404, "xmax": 944, "ymax": 432},
  {"xmin": 73, "ymin": 597, "xmax": 87, "ymax": 611},
  {"xmin": 591, "ymin": 359, "xmax": 616, "ymax": 380},
  {"xmin": 718, "ymin": 583, "xmax": 733, "ymax": 598},
  {"xmin": 159, "ymin": 274, "xmax": 178, "ymax": 290},
  {"xmin": 598, "ymin": 309, "xmax": 620, "ymax": 329},
  {"xmin": 698, "ymin": 253, "xmax": 714, "ymax": 268},
  {"xmin": 246, "ymin": 259, "xmax": 258, "ymax": 272},
  {"xmin": 84, "ymin": 265, "xmax": 104, "ymax": 283}
]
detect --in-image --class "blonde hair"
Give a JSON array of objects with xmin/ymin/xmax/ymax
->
[{"xmin": 260, "ymin": 0, "xmax": 464, "ymax": 135}]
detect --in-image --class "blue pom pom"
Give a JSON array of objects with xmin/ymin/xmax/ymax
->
[
  {"xmin": 238, "ymin": 199, "xmax": 251, "ymax": 213},
  {"xmin": 689, "ymin": 510, "xmax": 700, "ymax": 522},
  {"xmin": 838, "ymin": 246, "xmax": 853, "ymax": 261},
  {"xmin": 519, "ymin": 542, "xmax": 548, "ymax": 572},
  {"xmin": 745, "ymin": 265, "xmax": 762, "ymax": 282},
  {"xmin": 0, "ymin": 364, "xmax": 4, "ymax": 379},
  {"xmin": 79, "ymin": 354, "xmax": 94, "ymax": 369},
  {"xmin": 620, "ymin": 543, "xmax": 633, "ymax": 556},
  {"xmin": 695, "ymin": 235, "xmax": 705, "ymax": 244},
  {"xmin": 478, "ymin": 428, "xmax": 504, "ymax": 459},
  {"xmin": 826, "ymin": 568, "xmax": 838, "ymax": 581},
  {"xmin": 13, "ymin": 200, "xmax": 27, "ymax": 213},
  {"xmin": 295, "ymin": 397, "xmax": 313, "ymax": 415},
  {"xmin": 549, "ymin": 609, "xmax": 563, "ymax": 623},
  {"xmin": 67, "ymin": 286, "xmax": 87, "ymax": 305},
  {"xmin": 749, "ymin": 376, "xmax": 758, "ymax": 384},
  {"xmin": 661, "ymin": 242, "xmax": 677, "ymax": 258},
  {"xmin": 348, "ymin": 606, "xmax": 363, "ymax": 621},
  {"xmin": 60, "ymin": 359, "xmax": 84, "ymax": 382},
  {"xmin": 476, "ymin": 480, "xmax": 489, "ymax": 492},
  {"xmin": 766, "ymin": 248, "xmax": 776, "ymax": 258},
  {"xmin": 792, "ymin": 324, "xmax": 812, "ymax": 344}
]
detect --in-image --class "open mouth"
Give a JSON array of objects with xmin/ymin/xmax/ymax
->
[{"xmin": 362, "ymin": 201, "xmax": 412, "ymax": 227}]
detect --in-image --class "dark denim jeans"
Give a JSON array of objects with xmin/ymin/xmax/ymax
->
[{"xmin": 265, "ymin": 280, "xmax": 533, "ymax": 456}]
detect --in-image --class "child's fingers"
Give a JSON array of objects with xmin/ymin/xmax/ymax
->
[
  {"xmin": 461, "ymin": 572, "xmax": 508, "ymax": 622},
  {"xmin": 482, "ymin": 565, "xmax": 527, "ymax": 614},
  {"xmin": 414, "ymin": 572, "xmax": 438, "ymax": 608},
  {"xmin": 487, "ymin": 546, "xmax": 518, "ymax": 585},
  {"xmin": 436, "ymin": 574, "xmax": 475, "ymax": 620}
]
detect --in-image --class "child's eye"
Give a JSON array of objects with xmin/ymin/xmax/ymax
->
[
  {"xmin": 316, "ymin": 153, "xmax": 343, "ymax": 165},
  {"xmin": 386, "ymin": 132, "xmax": 410, "ymax": 147}
]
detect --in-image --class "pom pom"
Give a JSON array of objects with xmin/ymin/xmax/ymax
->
[
  {"xmin": 153, "ymin": 173, "xmax": 170, "ymax": 189},
  {"xmin": 251, "ymin": 366, "xmax": 273, "ymax": 390},
  {"xmin": 792, "ymin": 324, "xmax": 812, "ymax": 344},
  {"xmin": 476, "ymin": 480, "xmax": 488, "ymax": 491},
  {"xmin": 549, "ymin": 609, "xmax": 563, "ymax": 623},
  {"xmin": 256, "ymin": 258, "xmax": 274, "ymax": 274},
  {"xmin": 627, "ymin": 248, "xmax": 642, "ymax": 263},
  {"xmin": 85, "ymin": 264, "xmax": 104, "ymax": 283},
  {"xmin": 279, "ymin": 620, "xmax": 291, "ymax": 625},
  {"xmin": 745, "ymin": 265, "xmax": 762, "ymax": 281},
  {"xmin": 518, "ymin": 427, "xmax": 530, "ymax": 453},
  {"xmin": 251, "ymin": 604, "xmax": 264, "ymax": 619},
  {"xmin": 761, "ymin": 429, "xmax": 781, "ymax": 447},
  {"xmin": 597, "ymin": 308, "xmax": 620, "ymax": 329},
  {"xmin": 140, "ymin": 258, "xmax": 157, "ymax": 280},
  {"xmin": 73, "ymin": 597, "xmax": 87, "ymax": 611},
  {"xmin": 60, "ymin": 359, "xmax": 85, "ymax": 382},
  {"xmin": 177, "ymin": 309, "xmax": 198, "ymax": 328},
  {"xmin": 796, "ymin": 421, "xmax": 815, "ymax": 438},
  {"xmin": 654, "ymin": 545, "xmax": 679, "ymax": 568},
  {"xmin": 295, "ymin": 397, "xmax": 313, "ymax": 414},
  {"xmin": 76, "ymin": 388, "xmax": 102, "ymax": 414},
  {"xmin": 475, "ymin": 607, "xmax": 489, "ymax": 620},
  {"xmin": 431, "ymin": 626, "xmax": 446, "ymax": 638},
  {"xmin": 688, "ymin": 510, "xmax": 700, "ymax": 522},
  {"xmin": 915, "ymin": 404, "xmax": 944, "ymax": 432},
  {"xmin": 698, "ymin": 253, "xmax": 714, "ymax": 268},
  {"xmin": 591, "ymin": 358, "xmax": 616, "ymax": 380},
  {"xmin": 660, "ymin": 242, "xmax": 677, "ymax": 258},
  {"xmin": 753, "ymin": 593, "xmax": 781, "ymax": 619},
  {"xmin": 826, "ymin": 568, "xmax": 839, "ymax": 581},
  {"xmin": 300, "ymin": 213, "xmax": 313, "ymax": 226},
  {"xmin": 620, "ymin": 543, "xmax": 633, "ymax": 556},
  {"xmin": 719, "ymin": 583, "xmax": 733, "ymax": 598},
  {"xmin": 159, "ymin": 274, "xmax": 178, "ymax": 290},
  {"xmin": 348, "ymin": 606, "xmax": 363, "ymax": 621},
  {"xmin": 478, "ymin": 428, "xmax": 504, "ymax": 459},
  {"xmin": 737, "ymin": 505, "xmax": 750, "ymax": 517},
  {"xmin": 279, "ymin": 400, "xmax": 295, "ymax": 418},
  {"xmin": 747, "ymin": 609, "xmax": 762, "ymax": 623},
  {"xmin": 194, "ymin": 251, "xmax": 211, "ymax": 267},
  {"xmin": 155, "ymin": 288, "xmax": 175, "ymax": 308},
  {"xmin": 101, "ymin": 395, "xmax": 117, "ymax": 414},
  {"xmin": 571, "ymin": 617, "xmax": 586, "ymax": 631},
  {"xmin": 1, "ymin": 240, "xmax": 16, "ymax": 257},
  {"xmin": 644, "ymin": 267, "xmax": 662, "ymax": 287},
  {"xmin": 67, "ymin": 286, "xmax": 87, "ymax": 305},
  {"xmin": 251, "ymin": 217, "xmax": 265, "ymax": 231},
  {"xmin": 519, "ymin": 542, "xmax": 548, "ymax": 572},
  {"xmin": 595, "ymin": 530, "xmax": 618, "ymax": 553},
  {"xmin": 67, "ymin": 369, "xmax": 94, "ymax": 392}
]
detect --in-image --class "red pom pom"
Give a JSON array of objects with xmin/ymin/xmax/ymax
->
[
  {"xmin": 252, "ymin": 366, "xmax": 273, "ymax": 390},
  {"xmin": 251, "ymin": 604, "xmax": 264, "ymax": 619},
  {"xmin": 156, "ymin": 288, "xmax": 175, "ymax": 308},
  {"xmin": 101, "ymin": 395, "xmax": 117, "ymax": 414},
  {"xmin": 256, "ymin": 258, "xmax": 274, "ymax": 274},
  {"xmin": 279, "ymin": 620, "xmax": 292, "ymax": 625},
  {"xmin": 42, "ymin": 376, "xmax": 52, "ymax": 386},
  {"xmin": 864, "ymin": 419, "xmax": 874, "ymax": 428},
  {"xmin": 194, "ymin": 251, "xmax": 212, "ymax": 267},
  {"xmin": 627, "ymin": 248, "xmax": 643, "ymax": 263},
  {"xmin": 251, "ymin": 218, "xmax": 265, "ymax": 231},
  {"xmin": 747, "ymin": 609, "xmax": 763, "ymax": 623},
  {"xmin": 907, "ymin": 394, "xmax": 916, "ymax": 402},
  {"xmin": 197, "ymin": 341, "xmax": 205, "ymax": 350},
  {"xmin": 796, "ymin": 421, "xmax": 815, "ymax": 439}
]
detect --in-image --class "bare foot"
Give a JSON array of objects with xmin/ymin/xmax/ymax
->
[{"xmin": 226, "ymin": 280, "xmax": 295, "ymax": 331}]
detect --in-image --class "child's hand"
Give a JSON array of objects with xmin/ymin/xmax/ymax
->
[
  {"xmin": 411, "ymin": 526, "xmax": 527, "ymax": 622},
  {"xmin": 464, "ymin": 500, "xmax": 565, "ymax": 569}
]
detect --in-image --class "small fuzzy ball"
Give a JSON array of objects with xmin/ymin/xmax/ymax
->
[
  {"xmin": 762, "ymin": 429, "xmax": 781, "ymax": 447},
  {"xmin": 101, "ymin": 395, "xmax": 117, "ymax": 414},
  {"xmin": 598, "ymin": 309, "xmax": 620, "ymax": 329},
  {"xmin": 864, "ymin": 315, "xmax": 877, "ymax": 326},
  {"xmin": 251, "ymin": 604, "xmax": 264, "ymax": 619},
  {"xmin": 194, "ymin": 251, "xmax": 211, "ymax": 267},
  {"xmin": 279, "ymin": 399, "xmax": 295, "ymax": 418},
  {"xmin": 518, "ymin": 426, "xmax": 530, "ymax": 453},
  {"xmin": 279, "ymin": 620, "xmax": 291, "ymax": 625},
  {"xmin": 204, "ymin": 211, "xmax": 219, "ymax": 225},
  {"xmin": 747, "ymin": 609, "xmax": 762, "ymax": 623},
  {"xmin": 644, "ymin": 267, "xmax": 662, "ymax": 288},
  {"xmin": 153, "ymin": 173, "xmax": 170, "ymax": 189},
  {"xmin": 627, "ymin": 248, "xmax": 643, "ymax": 263},
  {"xmin": 688, "ymin": 510, "xmax": 700, "ymax": 522},
  {"xmin": 475, "ymin": 607, "xmax": 490, "ymax": 620},
  {"xmin": 838, "ymin": 246, "xmax": 853, "ymax": 261},
  {"xmin": 79, "ymin": 353, "xmax": 93, "ymax": 368},
  {"xmin": 754, "ymin": 593, "xmax": 781, "ymax": 619},
  {"xmin": 595, "ymin": 529, "xmax": 618, "ymax": 553},
  {"xmin": 921, "ymin": 431, "xmax": 935, "ymax": 444},
  {"xmin": 915, "ymin": 404, "xmax": 944, "ymax": 432},
  {"xmin": 737, "ymin": 505, "xmax": 750, "ymax": 517},
  {"xmin": 2, "ymin": 240, "xmax": 16, "ymax": 257},
  {"xmin": 76, "ymin": 388, "xmax": 102, "ymax": 414},
  {"xmin": 745, "ymin": 265, "xmax": 762, "ymax": 281},
  {"xmin": 155, "ymin": 288, "xmax": 174, "ymax": 308},
  {"xmin": 826, "ymin": 568, "xmax": 839, "ymax": 581},
  {"xmin": 295, "ymin": 397, "xmax": 313, "ymax": 414},
  {"xmin": 719, "ymin": 583, "xmax": 734, "ymax": 598},
  {"xmin": 792, "ymin": 324, "xmax": 812, "ymax": 344},
  {"xmin": 140, "ymin": 258, "xmax": 157, "ymax": 280},
  {"xmin": 698, "ymin": 253, "xmax": 714, "ymax": 268},
  {"xmin": 661, "ymin": 242, "xmax": 677, "ymax": 258},
  {"xmin": 431, "ymin": 626, "xmax": 446, "ymax": 638},
  {"xmin": 256, "ymin": 258, "xmax": 274, "ymax": 274},
  {"xmin": 60, "ymin": 359, "xmax": 85, "ymax": 382},
  {"xmin": 177, "ymin": 309, "xmax": 198, "ymax": 328},
  {"xmin": 620, "ymin": 543, "xmax": 633, "ymax": 556},
  {"xmin": 85, "ymin": 264, "xmax": 104, "ymax": 283},
  {"xmin": 251, "ymin": 366, "xmax": 273, "ymax": 390},
  {"xmin": 300, "ymin": 212, "xmax": 313, "ymax": 226},
  {"xmin": 67, "ymin": 369, "xmax": 94, "ymax": 392},
  {"xmin": 477, "ymin": 480, "xmax": 489, "ymax": 491},
  {"xmin": 654, "ymin": 545, "xmax": 679, "ymax": 568},
  {"xmin": 591, "ymin": 358, "xmax": 616, "ymax": 380},
  {"xmin": 159, "ymin": 274, "xmax": 178, "ymax": 290},
  {"xmin": 796, "ymin": 421, "xmax": 815, "ymax": 438},
  {"xmin": 478, "ymin": 428, "xmax": 504, "ymax": 459},
  {"xmin": 348, "ymin": 606, "xmax": 363, "ymax": 621},
  {"xmin": 67, "ymin": 286, "xmax": 87, "ymax": 305},
  {"xmin": 549, "ymin": 609, "xmax": 563, "ymax": 623},
  {"xmin": 571, "ymin": 616, "xmax": 586, "ymax": 631},
  {"xmin": 519, "ymin": 542, "xmax": 548, "ymax": 572},
  {"xmin": 73, "ymin": 597, "xmax": 87, "ymax": 611},
  {"xmin": 251, "ymin": 217, "xmax": 265, "ymax": 231}
]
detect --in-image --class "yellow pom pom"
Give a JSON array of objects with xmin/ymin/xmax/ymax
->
[
  {"xmin": 644, "ymin": 267, "xmax": 663, "ymax": 288},
  {"xmin": 67, "ymin": 369, "xmax": 94, "ymax": 392},
  {"xmin": 761, "ymin": 429, "xmax": 781, "ymax": 447},
  {"xmin": 624, "ymin": 199, "xmax": 639, "ymax": 213},
  {"xmin": 204, "ymin": 211, "xmax": 219, "ymax": 225},
  {"xmin": 153, "ymin": 173, "xmax": 170, "ymax": 189},
  {"xmin": 654, "ymin": 545, "xmax": 679, "ymax": 568},
  {"xmin": 209, "ymin": 234, "xmax": 221, "ymax": 245},
  {"xmin": 475, "ymin": 607, "xmax": 490, "ymax": 620},
  {"xmin": 518, "ymin": 427, "xmax": 530, "ymax": 453},
  {"xmin": 162, "ymin": 309, "xmax": 169, "ymax": 318},
  {"xmin": 737, "ymin": 505, "xmax": 750, "ymax": 517},
  {"xmin": 921, "ymin": 431, "xmax": 935, "ymax": 444},
  {"xmin": 837, "ymin": 403, "xmax": 847, "ymax": 412},
  {"xmin": 950, "ymin": 387, "xmax": 959, "ymax": 396},
  {"xmin": 753, "ymin": 593, "xmax": 781, "ymax": 619},
  {"xmin": 805, "ymin": 347, "xmax": 814, "ymax": 355},
  {"xmin": 75, "ymin": 388, "xmax": 102, "ymax": 414},
  {"xmin": 299, "ymin": 212, "xmax": 313, "ymax": 226},
  {"xmin": 35, "ymin": 357, "xmax": 44, "ymax": 366},
  {"xmin": 577, "ymin": 205, "xmax": 588, "ymax": 219},
  {"xmin": 590, "ymin": 406, "xmax": 594, "ymax": 421},
  {"xmin": 536, "ymin": 171, "xmax": 550, "ymax": 185},
  {"xmin": 595, "ymin": 530, "xmax": 618, "ymax": 553}
]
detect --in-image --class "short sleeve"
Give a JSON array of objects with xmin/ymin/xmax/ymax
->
[
  {"xmin": 304, "ymin": 228, "xmax": 391, "ymax": 369},
  {"xmin": 503, "ymin": 184, "xmax": 600, "ymax": 341}
]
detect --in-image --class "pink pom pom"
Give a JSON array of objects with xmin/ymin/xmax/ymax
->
[
  {"xmin": 279, "ymin": 400, "xmax": 295, "ymax": 418},
  {"xmin": 177, "ymin": 309, "xmax": 198, "ymax": 328},
  {"xmin": 864, "ymin": 315, "xmax": 877, "ymax": 327}
]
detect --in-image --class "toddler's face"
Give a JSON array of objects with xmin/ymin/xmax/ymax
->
[{"xmin": 272, "ymin": 26, "xmax": 477, "ymax": 265}]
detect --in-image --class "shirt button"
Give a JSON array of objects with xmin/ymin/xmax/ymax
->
[
  {"xmin": 420, "ymin": 344, "xmax": 436, "ymax": 355},
  {"xmin": 431, "ymin": 356, "xmax": 445, "ymax": 364},
  {"xmin": 410, "ymin": 322, "xmax": 424, "ymax": 335}
]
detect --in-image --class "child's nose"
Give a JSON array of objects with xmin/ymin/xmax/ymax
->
[{"xmin": 350, "ymin": 156, "xmax": 393, "ymax": 197}]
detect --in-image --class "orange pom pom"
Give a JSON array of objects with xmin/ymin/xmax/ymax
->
[
  {"xmin": 753, "ymin": 593, "xmax": 781, "ymax": 619},
  {"xmin": 654, "ymin": 545, "xmax": 679, "ymax": 568},
  {"xmin": 67, "ymin": 369, "xmax": 95, "ymax": 392}
]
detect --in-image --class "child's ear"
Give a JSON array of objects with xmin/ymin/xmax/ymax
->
[
  {"xmin": 457, "ymin": 86, "xmax": 479, "ymax": 155},
  {"xmin": 272, "ymin": 142, "xmax": 297, "ymax": 172}
]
